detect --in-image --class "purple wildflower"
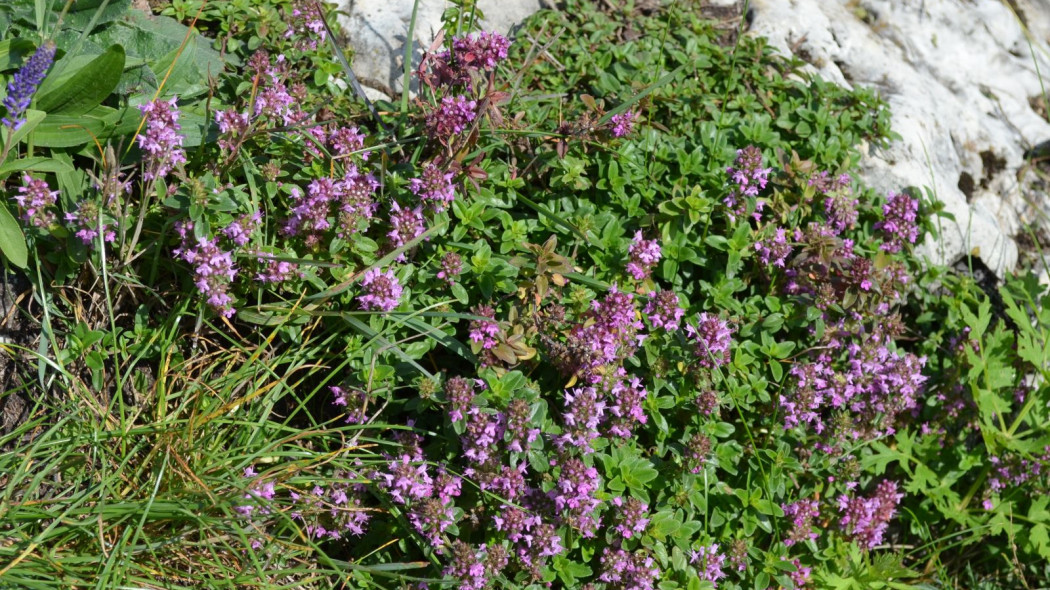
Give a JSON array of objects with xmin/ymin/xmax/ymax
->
[
  {"xmin": 876, "ymin": 191, "xmax": 919, "ymax": 253},
  {"xmin": 137, "ymin": 97, "xmax": 187, "ymax": 182},
  {"xmin": 690, "ymin": 544, "xmax": 726, "ymax": 586},
  {"xmin": 461, "ymin": 407, "xmax": 505, "ymax": 464},
  {"xmin": 65, "ymin": 201, "xmax": 116, "ymax": 246},
  {"xmin": 626, "ymin": 230, "xmax": 661, "ymax": 280},
  {"xmin": 780, "ymin": 331, "xmax": 927, "ymax": 442},
  {"xmin": 337, "ymin": 165, "xmax": 379, "ymax": 238},
  {"xmin": 427, "ymin": 32, "xmax": 511, "ymax": 87},
  {"xmin": 13, "ymin": 174, "xmax": 57, "ymax": 229},
  {"xmin": 609, "ymin": 109, "xmax": 640, "ymax": 138},
  {"xmin": 328, "ymin": 125, "xmax": 369, "ymax": 160},
  {"xmin": 255, "ymin": 256, "xmax": 298, "ymax": 283},
  {"xmin": 567, "ymin": 286, "xmax": 645, "ymax": 378},
  {"xmin": 173, "ymin": 222, "xmax": 238, "ymax": 318},
  {"xmin": 606, "ymin": 371, "xmax": 648, "ymax": 438},
  {"xmin": 723, "ymin": 145, "xmax": 772, "ymax": 221},
  {"xmin": 2, "ymin": 42, "xmax": 55, "ymax": 131},
  {"xmin": 215, "ymin": 109, "xmax": 250, "ymax": 152},
  {"xmin": 388, "ymin": 201, "xmax": 426, "ymax": 257},
  {"xmin": 410, "ymin": 162, "xmax": 456, "ymax": 211},
  {"xmin": 559, "ymin": 386, "xmax": 606, "ymax": 451},
  {"xmin": 254, "ymin": 61, "xmax": 298, "ymax": 125},
  {"xmin": 426, "ymin": 95, "xmax": 477, "ymax": 143},
  {"xmin": 331, "ymin": 386, "xmax": 369, "ymax": 424},
  {"xmin": 377, "ymin": 453, "xmax": 433, "ymax": 505},
  {"xmin": 445, "ymin": 541, "xmax": 487, "ymax": 590},
  {"xmin": 445, "ymin": 376, "xmax": 480, "ymax": 423},
  {"xmin": 468, "ymin": 305, "xmax": 500, "ymax": 350},
  {"xmin": 450, "ymin": 32, "xmax": 511, "ymax": 70},
  {"xmin": 838, "ymin": 480, "xmax": 902, "ymax": 549},
  {"xmin": 783, "ymin": 498, "xmax": 820, "ymax": 546},
  {"xmin": 788, "ymin": 558, "xmax": 812, "ymax": 589},
  {"xmin": 358, "ymin": 267, "xmax": 402, "ymax": 311},
  {"xmin": 612, "ymin": 497, "xmax": 650, "ymax": 539},
  {"xmin": 551, "ymin": 457, "xmax": 602, "ymax": 536},
  {"xmin": 644, "ymin": 290, "xmax": 684, "ymax": 331},
  {"xmin": 283, "ymin": 178, "xmax": 336, "ymax": 244},
  {"xmin": 505, "ymin": 398, "xmax": 540, "ymax": 452},
  {"xmin": 824, "ymin": 186, "xmax": 859, "ymax": 235},
  {"xmin": 685, "ymin": 313, "xmax": 733, "ymax": 368},
  {"xmin": 438, "ymin": 251, "xmax": 463, "ymax": 283},
  {"xmin": 598, "ymin": 546, "xmax": 659, "ymax": 590},
  {"xmin": 685, "ymin": 433, "xmax": 712, "ymax": 474},
  {"xmin": 223, "ymin": 212, "xmax": 261, "ymax": 247},
  {"xmin": 755, "ymin": 227, "xmax": 792, "ymax": 267}
]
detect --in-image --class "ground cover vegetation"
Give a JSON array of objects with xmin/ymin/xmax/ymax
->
[{"xmin": 0, "ymin": 0, "xmax": 1048, "ymax": 588}]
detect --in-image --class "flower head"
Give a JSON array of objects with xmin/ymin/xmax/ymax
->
[
  {"xmin": 875, "ymin": 191, "xmax": 919, "ymax": 253},
  {"xmin": 2, "ymin": 42, "xmax": 55, "ymax": 131},
  {"xmin": 358, "ymin": 267, "xmax": 402, "ymax": 311},
  {"xmin": 626, "ymin": 230, "xmax": 661, "ymax": 281},
  {"xmin": 13, "ymin": 174, "xmax": 57, "ymax": 229},
  {"xmin": 685, "ymin": 313, "xmax": 733, "ymax": 368},
  {"xmin": 137, "ymin": 97, "xmax": 186, "ymax": 182}
]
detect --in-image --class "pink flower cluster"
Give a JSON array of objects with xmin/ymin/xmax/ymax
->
[
  {"xmin": 724, "ymin": 145, "xmax": 772, "ymax": 221},
  {"xmin": 13, "ymin": 174, "xmax": 57, "ymax": 229},
  {"xmin": 685, "ymin": 313, "xmax": 733, "ymax": 368},
  {"xmin": 783, "ymin": 498, "xmax": 821, "ymax": 546},
  {"xmin": 644, "ymin": 289, "xmax": 684, "ymax": 331},
  {"xmin": 65, "ymin": 201, "xmax": 116, "ymax": 246},
  {"xmin": 173, "ymin": 222, "xmax": 238, "ymax": 318},
  {"xmin": 426, "ymin": 95, "xmax": 477, "ymax": 143},
  {"xmin": 428, "ymin": 31, "xmax": 511, "ymax": 87},
  {"xmin": 608, "ymin": 109, "xmax": 640, "ymax": 138},
  {"xmin": 410, "ymin": 161, "xmax": 457, "ymax": 211},
  {"xmin": 282, "ymin": 166, "xmax": 378, "ymax": 247},
  {"xmin": 780, "ymin": 329, "xmax": 927, "ymax": 441},
  {"xmin": 468, "ymin": 304, "xmax": 500, "ymax": 350},
  {"xmin": 357, "ymin": 267, "xmax": 403, "ymax": 311},
  {"xmin": 837, "ymin": 480, "xmax": 903, "ymax": 549},
  {"xmin": 755, "ymin": 227, "xmax": 792, "ymax": 267},
  {"xmin": 876, "ymin": 191, "xmax": 919, "ymax": 253},
  {"xmin": 626, "ymin": 230, "xmax": 661, "ymax": 280},
  {"xmin": 690, "ymin": 543, "xmax": 726, "ymax": 585},
  {"xmin": 611, "ymin": 496, "xmax": 650, "ymax": 539},
  {"xmin": 598, "ymin": 545, "xmax": 659, "ymax": 590},
  {"xmin": 567, "ymin": 287, "xmax": 645, "ymax": 378},
  {"xmin": 137, "ymin": 97, "xmax": 186, "ymax": 182}
]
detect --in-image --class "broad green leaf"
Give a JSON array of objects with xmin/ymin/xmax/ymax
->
[
  {"xmin": 0, "ymin": 156, "xmax": 75, "ymax": 178},
  {"xmin": 0, "ymin": 37, "xmax": 35, "ymax": 71},
  {"xmin": 0, "ymin": 202, "xmax": 28, "ymax": 268},
  {"xmin": 28, "ymin": 110, "xmax": 112, "ymax": 148},
  {"xmin": 35, "ymin": 44, "xmax": 126, "ymax": 115},
  {"xmin": 0, "ymin": 108, "xmax": 45, "ymax": 148}
]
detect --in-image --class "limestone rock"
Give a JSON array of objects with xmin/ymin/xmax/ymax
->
[
  {"xmin": 750, "ymin": 0, "xmax": 1050, "ymax": 279},
  {"xmin": 334, "ymin": 0, "xmax": 545, "ymax": 100}
]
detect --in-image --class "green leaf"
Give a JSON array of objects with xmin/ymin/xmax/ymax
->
[
  {"xmin": 0, "ymin": 37, "xmax": 35, "ymax": 71},
  {"xmin": 35, "ymin": 44, "xmax": 126, "ymax": 115},
  {"xmin": 0, "ymin": 202, "xmax": 28, "ymax": 268},
  {"xmin": 0, "ymin": 156, "xmax": 75, "ymax": 178},
  {"xmin": 552, "ymin": 555, "xmax": 591, "ymax": 587},
  {"xmin": 28, "ymin": 109, "xmax": 112, "ymax": 147},
  {"xmin": 0, "ymin": 108, "xmax": 45, "ymax": 148}
]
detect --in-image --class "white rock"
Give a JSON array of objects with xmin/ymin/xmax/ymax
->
[
  {"xmin": 335, "ymin": 0, "xmax": 1050, "ymax": 278},
  {"xmin": 333, "ymin": 0, "xmax": 544, "ymax": 99},
  {"xmin": 750, "ymin": 0, "xmax": 1050, "ymax": 278}
]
